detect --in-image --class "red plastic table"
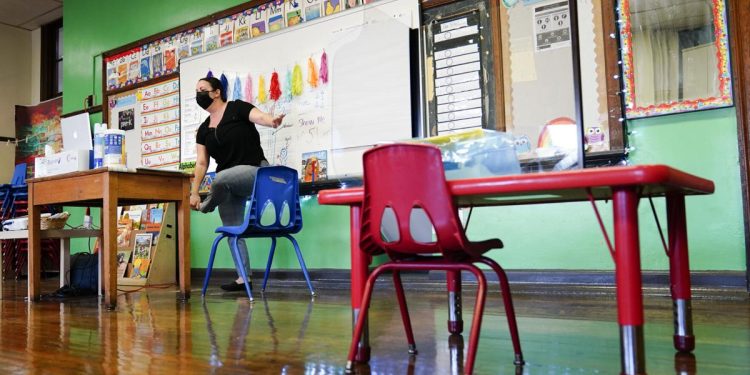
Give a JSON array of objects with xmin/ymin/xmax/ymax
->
[{"xmin": 318, "ymin": 165, "xmax": 714, "ymax": 375}]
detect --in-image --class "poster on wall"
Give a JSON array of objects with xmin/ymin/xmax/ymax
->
[
  {"xmin": 533, "ymin": 1, "xmax": 570, "ymax": 52},
  {"xmin": 14, "ymin": 97, "xmax": 63, "ymax": 177}
]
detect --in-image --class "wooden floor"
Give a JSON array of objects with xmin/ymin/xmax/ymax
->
[{"xmin": 0, "ymin": 278, "xmax": 748, "ymax": 374}]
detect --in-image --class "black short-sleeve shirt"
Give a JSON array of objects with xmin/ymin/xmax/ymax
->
[{"xmin": 195, "ymin": 100, "xmax": 267, "ymax": 173}]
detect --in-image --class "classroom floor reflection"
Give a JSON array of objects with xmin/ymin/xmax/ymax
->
[{"xmin": 0, "ymin": 279, "xmax": 747, "ymax": 374}]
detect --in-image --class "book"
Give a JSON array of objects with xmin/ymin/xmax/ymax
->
[
  {"xmin": 301, "ymin": 150, "xmax": 328, "ymax": 182},
  {"xmin": 131, "ymin": 232, "xmax": 153, "ymax": 279},
  {"xmin": 124, "ymin": 209, "xmax": 143, "ymax": 229},
  {"xmin": 150, "ymin": 208, "xmax": 164, "ymax": 224},
  {"xmin": 117, "ymin": 250, "xmax": 132, "ymax": 278},
  {"xmin": 198, "ymin": 172, "xmax": 216, "ymax": 194}
]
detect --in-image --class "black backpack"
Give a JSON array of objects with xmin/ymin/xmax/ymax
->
[{"xmin": 69, "ymin": 252, "xmax": 99, "ymax": 293}]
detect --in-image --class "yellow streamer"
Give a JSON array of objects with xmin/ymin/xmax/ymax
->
[
  {"xmin": 257, "ymin": 75, "xmax": 267, "ymax": 103},
  {"xmin": 292, "ymin": 63, "xmax": 304, "ymax": 96}
]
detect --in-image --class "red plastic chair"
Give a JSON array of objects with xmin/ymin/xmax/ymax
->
[{"xmin": 345, "ymin": 143, "xmax": 524, "ymax": 374}]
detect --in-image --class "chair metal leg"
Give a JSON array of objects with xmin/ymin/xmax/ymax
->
[
  {"xmin": 346, "ymin": 265, "xmax": 388, "ymax": 373},
  {"xmin": 201, "ymin": 234, "xmax": 225, "ymax": 296},
  {"xmin": 479, "ymin": 257, "xmax": 524, "ymax": 365},
  {"xmin": 464, "ymin": 265, "xmax": 488, "ymax": 375},
  {"xmin": 392, "ymin": 271, "xmax": 417, "ymax": 355},
  {"xmin": 284, "ymin": 234, "xmax": 315, "ymax": 296},
  {"xmin": 262, "ymin": 237, "xmax": 277, "ymax": 293},
  {"xmin": 229, "ymin": 237, "xmax": 254, "ymax": 301}
]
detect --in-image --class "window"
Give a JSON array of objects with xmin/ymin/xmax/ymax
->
[{"xmin": 41, "ymin": 18, "xmax": 63, "ymax": 100}]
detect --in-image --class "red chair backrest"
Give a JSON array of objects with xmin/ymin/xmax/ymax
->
[{"xmin": 360, "ymin": 143, "xmax": 469, "ymax": 259}]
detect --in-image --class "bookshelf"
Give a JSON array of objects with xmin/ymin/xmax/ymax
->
[{"xmin": 117, "ymin": 203, "xmax": 176, "ymax": 287}]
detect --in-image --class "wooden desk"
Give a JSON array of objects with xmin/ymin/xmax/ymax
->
[
  {"xmin": 318, "ymin": 165, "xmax": 714, "ymax": 375},
  {"xmin": 26, "ymin": 169, "xmax": 192, "ymax": 308}
]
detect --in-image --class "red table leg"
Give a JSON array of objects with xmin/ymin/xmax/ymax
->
[
  {"xmin": 446, "ymin": 270, "xmax": 463, "ymax": 334},
  {"xmin": 666, "ymin": 192, "xmax": 695, "ymax": 352},
  {"xmin": 349, "ymin": 205, "xmax": 371, "ymax": 362},
  {"xmin": 612, "ymin": 187, "xmax": 646, "ymax": 375}
]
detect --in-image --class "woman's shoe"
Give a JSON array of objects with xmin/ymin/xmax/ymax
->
[{"xmin": 220, "ymin": 280, "xmax": 252, "ymax": 292}]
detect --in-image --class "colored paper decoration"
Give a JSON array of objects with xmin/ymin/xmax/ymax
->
[
  {"xmin": 231, "ymin": 75, "xmax": 242, "ymax": 101},
  {"xmin": 291, "ymin": 63, "xmax": 304, "ymax": 96},
  {"xmin": 244, "ymin": 74, "xmax": 254, "ymax": 103},
  {"xmin": 320, "ymin": 51, "xmax": 328, "ymax": 84},
  {"xmin": 219, "ymin": 73, "xmax": 229, "ymax": 100},
  {"xmin": 257, "ymin": 74, "xmax": 267, "ymax": 103},
  {"xmin": 270, "ymin": 72, "xmax": 282, "ymax": 101},
  {"xmin": 284, "ymin": 69, "xmax": 293, "ymax": 100},
  {"xmin": 307, "ymin": 57, "xmax": 318, "ymax": 88}
]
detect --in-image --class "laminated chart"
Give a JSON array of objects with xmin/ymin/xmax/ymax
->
[
  {"xmin": 138, "ymin": 78, "xmax": 181, "ymax": 169},
  {"xmin": 431, "ymin": 10, "xmax": 484, "ymax": 135}
]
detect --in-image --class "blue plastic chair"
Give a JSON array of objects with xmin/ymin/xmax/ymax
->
[
  {"xmin": 202, "ymin": 166, "xmax": 315, "ymax": 300},
  {"xmin": 1, "ymin": 163, "xmax": 27, "ymax": 220}
]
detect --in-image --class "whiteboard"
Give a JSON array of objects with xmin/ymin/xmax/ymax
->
[{"xmin": 179, "ymin": 0, "xmax": 419, "ymax": 178}]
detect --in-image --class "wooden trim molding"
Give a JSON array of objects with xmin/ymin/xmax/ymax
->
[
  {"xmin": 488, "ymin": 0, "xmax": 506, "ymax": 131},
  {"xmin": 728, "ymin": 0, "xmax": 750, "ymax": 291},
  {"xmin": 600, "ymin": 0, "xmax": 624, "ymax": 151}
]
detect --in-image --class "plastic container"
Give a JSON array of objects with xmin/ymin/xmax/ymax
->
[
  {"xmin": 428, "ymin": 130, "xmax": 521, "ymax": 180},
  {"xmin": 92, "ymin": 123, "xmax": 107, "ymax": 168},
  {"xmin": 103, "ymin": 129, "xmax": 126, "ymax": 168}
]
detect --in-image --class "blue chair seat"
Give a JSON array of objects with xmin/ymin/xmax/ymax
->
[{"xmin": 202, "ymin": 166, "xmax": 315, "ymax": 300}]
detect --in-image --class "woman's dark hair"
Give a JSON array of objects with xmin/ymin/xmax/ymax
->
[{"xmin": 199, "ymin": 77, "xmax": 227, "ymax": 102}]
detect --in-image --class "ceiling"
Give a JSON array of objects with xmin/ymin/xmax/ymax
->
[{"xmin": 0, "ymin": 0, "xmax": 62, "ymax": 31}]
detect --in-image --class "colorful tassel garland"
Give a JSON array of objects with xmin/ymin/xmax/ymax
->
[
  {"xmin": 244, "ymin": 74, "xmax": 253, "ymax": 103},
  {"xmin": 284, "ymin": 69, "xmax": 293, "ymax": 100},
  {"xmin": 207, "ymin": 69, "xmax": 214, "ymax": 78},
  {"xmin": 231, "ymin": 75, "xmax": 242, "ymax": 101},
  {"xmin": 320, "ymin": 52, "xmax": 328, "ymax": 84},
  {"xmin": 291, "ymin": 63, "xmax": 304, "ymax": 96},
  {"xmin": 307, "ymin": 57, "xmax": 318, "ymax": 88},
  {"xmin": 257, "ymin": 75, "xmax": 267, "ymax": 103},
  {"xmin": 269, "ymin": 72, "xmax": 282, "ymax": 101},
  {"xmin": 219, "ymin": 73, "xmax": 229, "ymax": 100}
]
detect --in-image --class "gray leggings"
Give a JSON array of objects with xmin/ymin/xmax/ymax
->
[{"xmin": 200, "ymin": 162, "xmax": 268, "ymax": 278}]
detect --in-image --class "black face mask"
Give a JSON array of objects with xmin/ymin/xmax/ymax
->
[{"xmin": 196, "ymin": 90, "xmax": 214, "ymax": 110}]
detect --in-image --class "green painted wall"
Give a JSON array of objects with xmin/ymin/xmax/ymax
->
[{"xmin": 64, "ymin": 1, "xmax": 746, "ymax": 272}]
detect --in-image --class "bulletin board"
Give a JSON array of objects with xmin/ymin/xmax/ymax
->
[
  {"xmin": 107, "ymin": 78, "xmax": 181, "ymax": 169},
  {"xmin": 179, "ymin": 0, "xmax": 420, "ymax": 179}
]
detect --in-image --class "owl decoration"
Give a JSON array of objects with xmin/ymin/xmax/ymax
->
[
  {"xmin": 585, "ymin": 127, "xmax": 605, "ymax": 145},
  {"xmin": 514, "ymin": 135, "xmax": 531, "ymax": 154},
  {"xmin": 585, "ymin": 126, "xmax": 607, "ymax": 152}
]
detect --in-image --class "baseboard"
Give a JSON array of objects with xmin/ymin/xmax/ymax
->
[{"xmin": 194, "ymin": 268, "xmax": 748, "ymax": 292}]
